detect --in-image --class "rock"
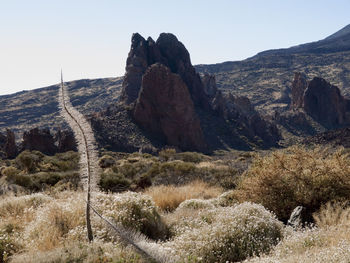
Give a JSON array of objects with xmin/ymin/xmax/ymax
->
[
  {"xmin": 0, "ymin": 129, "xmax": 18, "ymax": 159},
  {"xmin": 290, "ymin": 72, "xmax": 308, "ymax": 109},
  {"xmin": 55, "ymin": 129, "xmax": 77, "ymax": 152},
  {"xmin": 4, "ymin": 129, "xmax": 17, "ymax": 158},
  {"xmin": 156, "ymin": 33, "xmax": 210, "ymax": 109},
  {"xmin": 303, "ymin": 77, "xmax": 349, "ymax": 127},
  {"xmin": 120, "ymin": 32, "xmax": 210, "ymax": 109},
  {"xmin": 134, "ymin": 63, "xmax": 207, "ymax": 151},
  {"xmin": 287, "ymin": 206, "xmax": 306, "ymax": 228},
  {"xmin": 120, "ymin": 33, "xmax": 150, "ymax": 104},
  {"xmin": 201, "ymin": 73, "xmax": 217, "ymax": 98},
  {"xmin": 22, "ymin": 128, "xmax": 57, "ymax": 155}
]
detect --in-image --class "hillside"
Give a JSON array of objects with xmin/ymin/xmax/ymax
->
[
  {"xmin": 0, "ymin": 77, "xmax": 122, "ymax": 136},
  {"xmin": 195, "ymin": 24, "xmax": 350, "ymax": 114}
]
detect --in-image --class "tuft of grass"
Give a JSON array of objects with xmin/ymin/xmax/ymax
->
[{"xmin": 144, "ymin": 180, "xmax": 222, "ymax": 212}]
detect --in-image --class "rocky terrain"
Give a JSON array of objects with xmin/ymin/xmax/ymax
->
[
  {"xmin": 91, "ymin": 33, "xmax": 279, "ymax": 152},
  {"xmin": 1, "ymin": 24, "xmax": 350, "ymax": 153}
]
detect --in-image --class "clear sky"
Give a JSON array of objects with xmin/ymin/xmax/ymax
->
[{"xmin": 0, "ymin": 0, "xmax": 349, "ymax": 96}]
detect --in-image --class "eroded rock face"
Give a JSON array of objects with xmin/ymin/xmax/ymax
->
[
  {"xmin": 291, "ymin": 72, "xmax": 308, "ymax": 109},
  {"xmin": 120, "ymin": 33, "xmax": 210, "ymax": 109},
  {"xmin": 55, "ymin": 129, "xmax": 77, "ymax": 152},
  {"xmin": 202, "ymin": 73, "xmax": 217, "ymax": 98},
  {"xmin": 22, "ymin": 128, "xmax": 57, "ymax": 155},
  {"xmin": 0, "ymin": 129, "xmax": 18, "ymax": 159},
  {"xmin": 134, "ymin": 64, "xmax": 206, "ymax": 151},
  {"xmin": 303, "ymin": 77, "xmax": 349, "ymax": 127},
  {"xmin": 4, "ymin": 129, "xmax": 17, "ymax": 158}
]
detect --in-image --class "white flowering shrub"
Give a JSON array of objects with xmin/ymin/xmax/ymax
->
[
  {"xmin": 164, "ymin": 202, "xmax": 284, "ymax": 262},
  {"xmin": 215, "ymin": 190, "xmax": 238, "ymax": 207},
  {"xmin": 177, "ymin": 199, "xmax": 215, "ymax": 210},
  {"xmin": 95, "ymin": 191, "xmax": 169, "ymax": 240}
]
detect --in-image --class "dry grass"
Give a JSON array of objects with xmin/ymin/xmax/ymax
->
[
  {"xmin": 313, "ymin": 201, "xmax": 350, "ymax": 228},
  {"xmin": 144, "ymin": 180, "xmax": 223, "ymax": 212}
]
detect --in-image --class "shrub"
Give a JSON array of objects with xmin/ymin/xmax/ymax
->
[
  {"xmin": 145, "ymin": 180, "xmax": 222, "ymax": 212},
  {"xmin": 215, "ymin": 190, "xmax": 238, "ymax": 207},
  {"xmin": 0, "ymin": 230, "xmax": 21, "ymax": 263},
  {"xmin": 177, "ymin": 199, "xmax": 215, "ymax": 210},
  {"xmin": 175, "ymin": 152, "xmax": 206, "ymax": 163},
  {"xmin": 98, "ymin": 155, "xmax": 115, "ymax": 168},
  {"xmin": 99, "ymin": 170, "xmax": 131, "ymax": 192},
  {"xmin": 16, "ymin": 151, "xmax": 41, "ymax": 173},
  {"xmin": 2, "ymin": 166, "xmax": 20, "ymax": 178},
  {"xmin": 164, "ymin": 202, "xmax": 284, "ymax": 262},
  {"xmin": 158, "ymin": 148, "xmax": 176, "ymax": 161},
  {"xmin": 232, "ymin": 146, "xmax": 350, "ymax": 222},
  {"xmin": 95, "ymin": 192, "xmax": 169, "ymax": 240}
]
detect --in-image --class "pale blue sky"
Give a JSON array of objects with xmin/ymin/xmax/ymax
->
[{"xmin": 0, "ymin": 0, "xmax": 349, "ymax": 95}]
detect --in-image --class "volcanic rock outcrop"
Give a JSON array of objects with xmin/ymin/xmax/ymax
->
[
  {"xmin": 290, "ymin": 72, "xmax": 350, "ymax": 128},
  {"xmin": 92, "ymin": 32, "xmax": 281, "ymax": 152},
  {"xmin": 134, "ymin": 64, "xmax": 206, "ymax": 151},
  {"xmin": 0, "ymin": 129, "xmax": 17, "ymax": 159}
]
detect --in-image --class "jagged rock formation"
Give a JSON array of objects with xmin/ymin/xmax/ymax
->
[
  {"xmin": 55, "ymin": 129, "xmax": 77, "ymax": 152},
  {"xmin": 134, "ymin": 63, "xmax": 206, "ymax": 151},
  {"xmin": 290, "ymin": 73, "xmax": 350, "ymax": 128},
  {"xmin": 22, "ymin": 128, "xmax": 57, "ymax": 155},
  {"xmin": 92, "ymin": 32, "xmax": 280, "ymax": 152},
  {"xmin": 304, "ymin": 77, "xmax": 349, "ymax": 127},
  {"xmin": 0, "ymin": 129, "xmax": 17, "ymax": 159},
  {"xmin": 290, "ymin": 72, "xmax": 308, "ymax": 109}
]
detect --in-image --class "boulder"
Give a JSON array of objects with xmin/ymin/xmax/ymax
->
[{"xmin": 134, "ymin": 63, "xmax": 206, "ymax": 151}]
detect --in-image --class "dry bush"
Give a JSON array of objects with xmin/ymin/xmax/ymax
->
[
  {"xmin": 0, "ymin": 193, "xmax": 52, "ymax": 225},
  {"xmin": 24, "ymin": 193, "xmax": 85, "ymax": 251},
  {"xmin": 163, "ymin": 202, "xmax": 284, "ymax": 262},
  {"xmin": 313, "ymin": 201, "xmax": 350, "ymax": 228},
  {"xmin": 246, "ymin": 223, "xmax": 350, "ymax": 263},
  {"xmin": 10, "ymin": 240, "xmax": 145, "ymax": 263},
  {"xmin": 95, "ymin": 191, "xmax": 169, "ymax": 240},
  {"xmin": 144, "ymin": 180, "xmax": 223, "ymax": 212},
  {"xmin": 232, "ymin": 146, "xmax": 350, "ymax": 222}
]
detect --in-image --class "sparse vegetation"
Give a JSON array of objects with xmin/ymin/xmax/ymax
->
[{"xmin": 1, "ymin": 145, "xmax": 350, "ymax": 262}]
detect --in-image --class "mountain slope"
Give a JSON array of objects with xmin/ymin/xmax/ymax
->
[
  {"xmin": 195, "ymin": 24, "xmax": 350, "ymax": 114},
  {"xmin": 0, "ymin": 77, "xmax": 122, "ymax": 136}
]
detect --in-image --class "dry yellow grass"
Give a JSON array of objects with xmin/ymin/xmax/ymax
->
[{"xmin": 144, "ymin": 180, "xmax": 223, "ymax": 212}]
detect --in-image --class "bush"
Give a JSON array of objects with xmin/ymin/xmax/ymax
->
[
  {"xmin": 0, "ymin": 230, "xmax": 20, "ymax": 263},
  {"xmin": 158, "ymin": 148, "xmax": 176, "ymax": 161},
  {"xmin": 164, "ymin": 202, "xmax": 284, "ymax": 262},
  {"xmin": 98, "ymin": 155, "xmax": 115, "ymax": 168},
  {"xmin": 2, "ymin": 166, "xmax": 20, "ymax": 178},
  {"xmin": 177, "ymin": 199, "xmax": 215, "ymax": 210},
  {"xmin": 16, "ymin": 151, "xmax": 41, "ymax": 173},
  {"xmin": 232, "ymin": 146, "xmax": 350, "ymax": 222},
  {"xmin": 99, "ymin": 170, "xmax": 131, "ymax": 192},
  {"xmin": 95, "ymin": 192, "xmax": 169, "ymax": 240},
  {"xmin": 175, "ymin": 152, "xmax": 206, "ymax": 163}
]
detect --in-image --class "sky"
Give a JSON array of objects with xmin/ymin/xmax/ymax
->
[{"xmin": 0, "ymin": 0, "xmax": 349, "ymax": 96}]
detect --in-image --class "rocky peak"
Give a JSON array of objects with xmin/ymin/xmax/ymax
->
[
  {"xmin": 290, "ymin": 72, "xmax": 308, "ymax": 109},
  {"xmin": 304, "ymin": 77, "xmax": 349, "ymax": 127},
  {"xmin": 134, "ymin": 63, "xmax": 206, "ymax": 151},
  {"xmin": 120, "ymin": 32, "xmax": 210, "ymax": 109}
]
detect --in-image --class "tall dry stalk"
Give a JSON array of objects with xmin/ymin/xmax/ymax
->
[
  {"xmin": 57, "ymin": 72, "xmax": 161, "ymax": 262},
  {"xmin": 58, "ymin": 71, "xmax": 99, "ymax": 241}
]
